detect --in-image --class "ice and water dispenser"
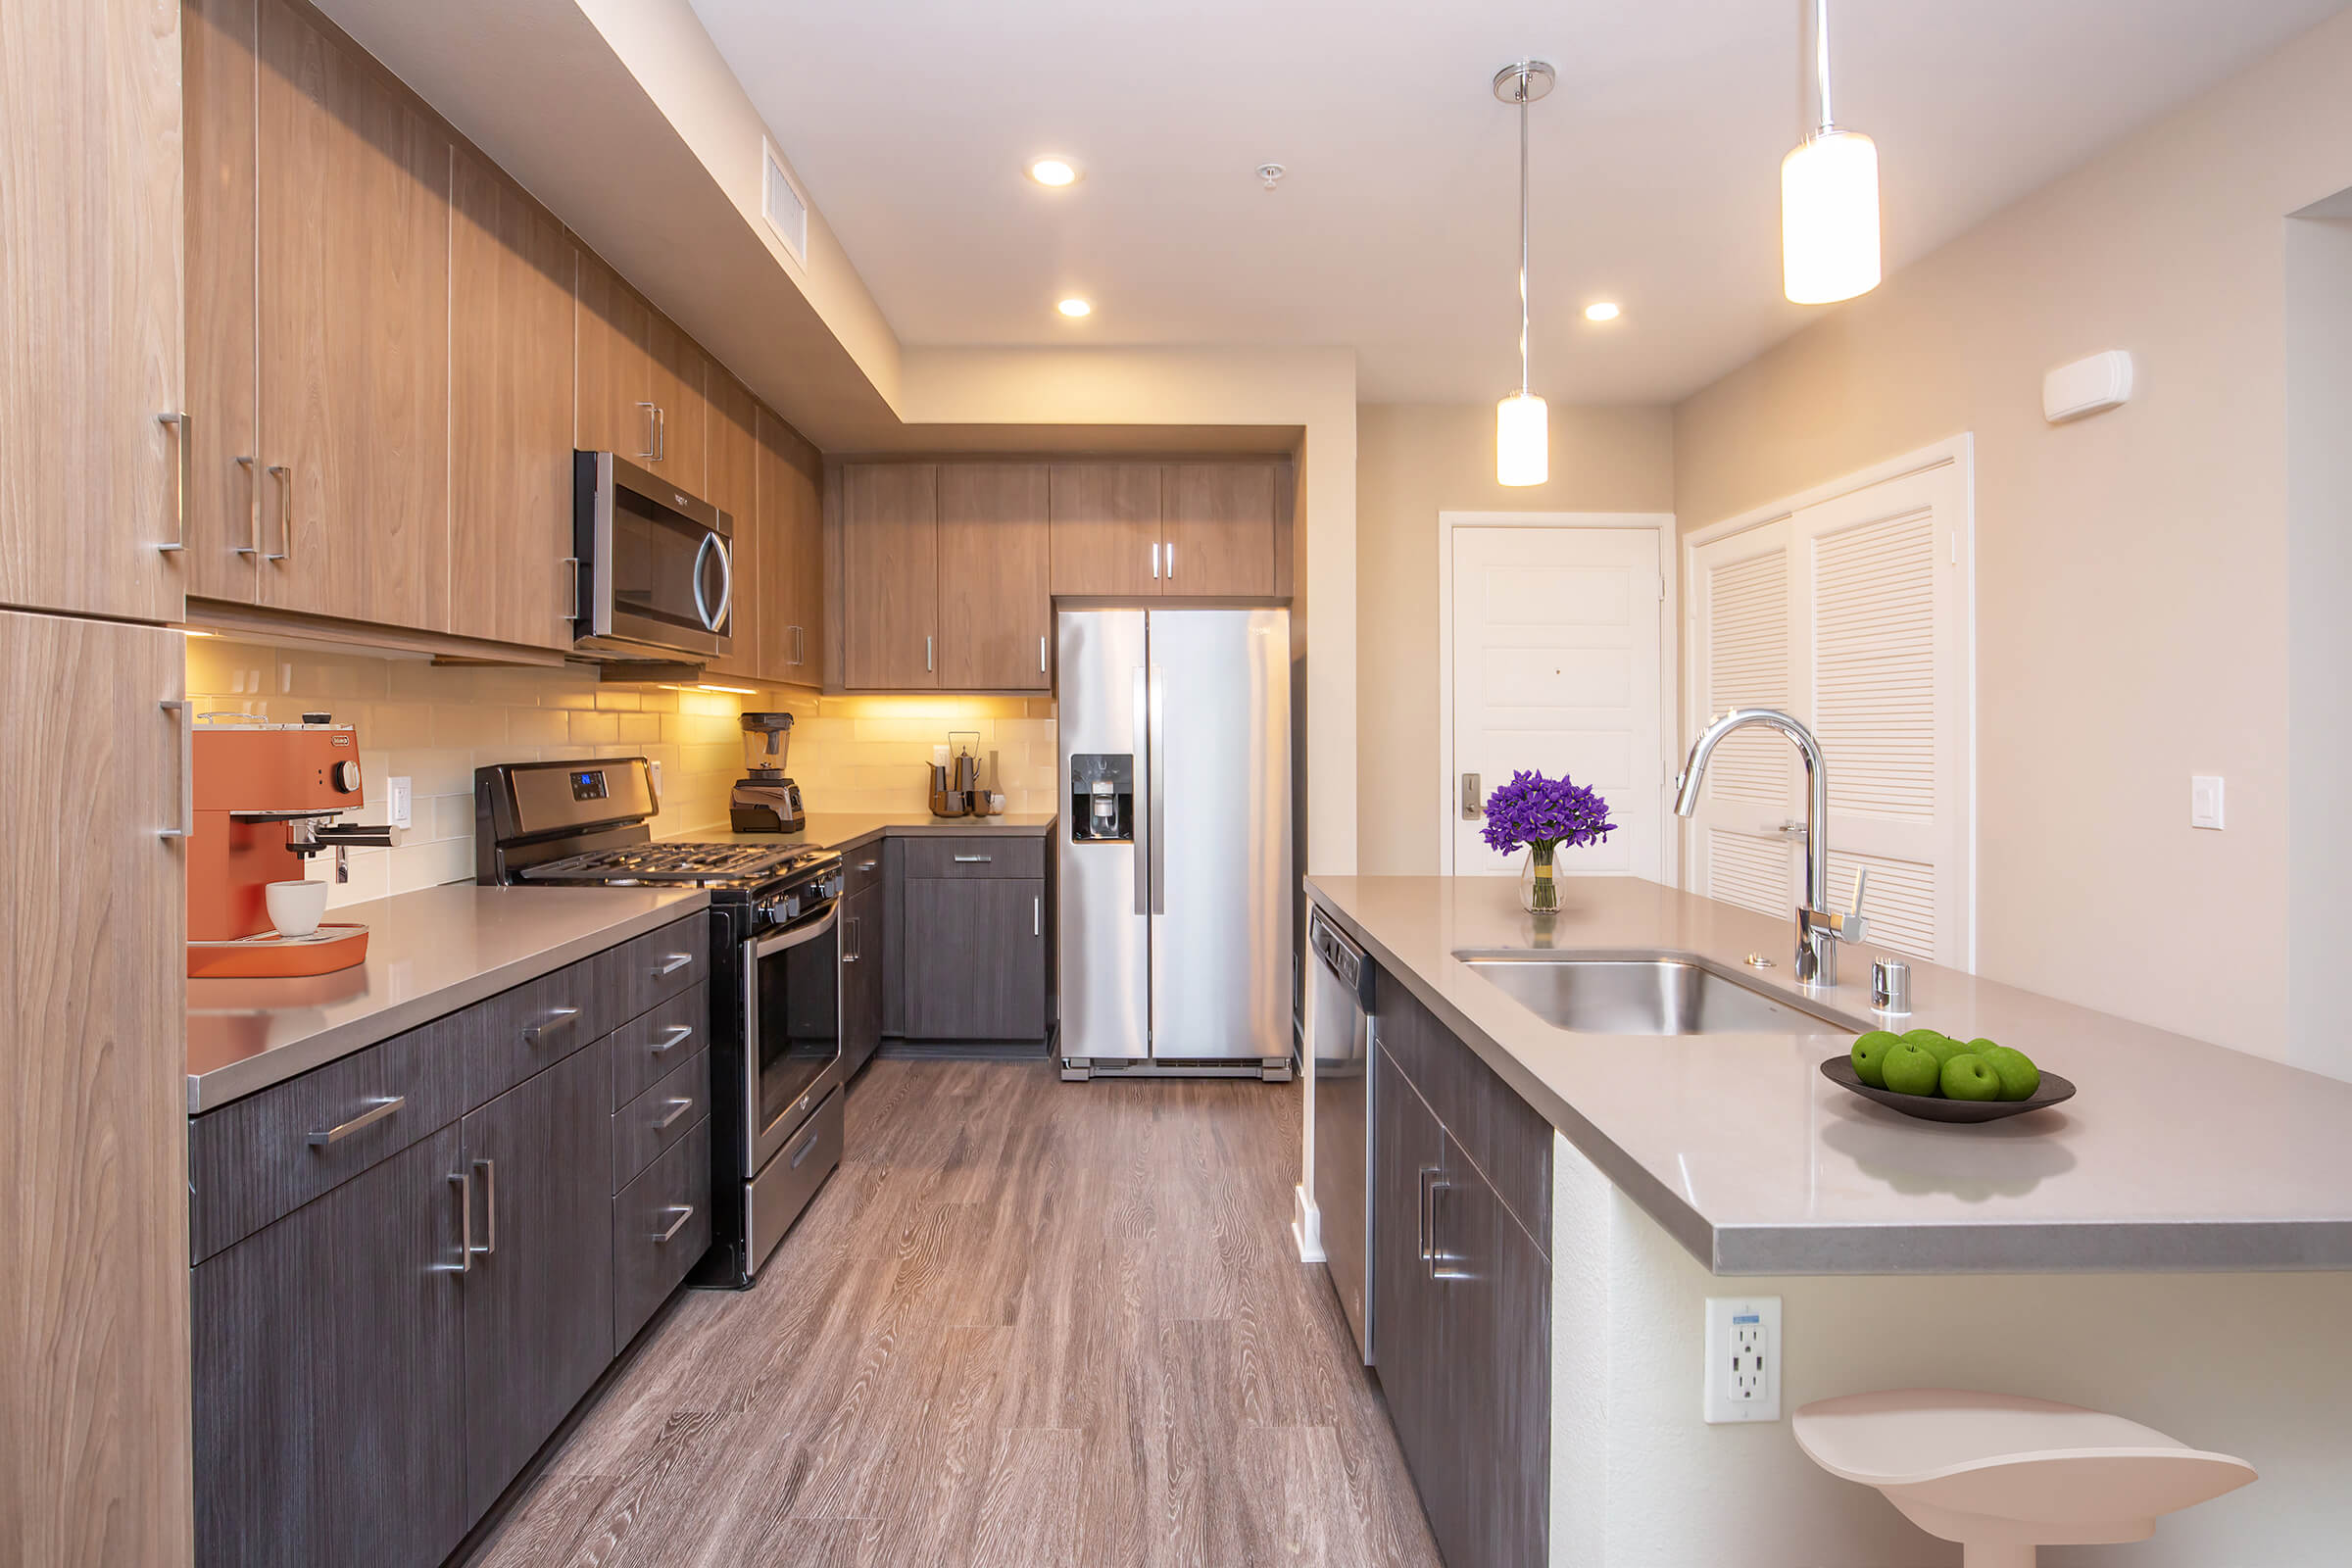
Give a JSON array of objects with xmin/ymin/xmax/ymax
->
[{"xmin": 1069, "ymin": 754, "xmax": 1134, "ymax": 842}]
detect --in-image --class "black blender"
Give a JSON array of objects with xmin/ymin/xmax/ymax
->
[{"xmin": 730, "ymin": 711, "xmax": 806, "ymax": 832}]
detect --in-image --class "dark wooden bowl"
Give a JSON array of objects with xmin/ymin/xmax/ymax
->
[{"xmin": 1820, "ymin": 1054, "xmax": 2077, "ymax": 1123}]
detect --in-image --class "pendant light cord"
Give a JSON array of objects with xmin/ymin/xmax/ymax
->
[{"xmin": 1518, "ymin": 71, "xmax": 1531, "ymax": 397}]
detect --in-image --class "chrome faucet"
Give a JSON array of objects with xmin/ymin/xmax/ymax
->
[{"xmin": 1672, "ymin": 708, "xmax": 1868, "ymax": 987}]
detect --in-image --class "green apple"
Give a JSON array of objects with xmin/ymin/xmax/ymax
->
[
  {"xmin": 1881, "ymin": 1042, "xmax": 1942, "ymax": 1097},
  {"xmin": 1850, "ymin": 1031, "xmax": 1902, "ymax": 1089},
  {"xmin": 1970, "ymin": 1042, "xmax": 2041, "ymax": 1101},
  {"xmin": 1940, "ymin": 1054, "xmax": 2003, "ymax": 1102}
]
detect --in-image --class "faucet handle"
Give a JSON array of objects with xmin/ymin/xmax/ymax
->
[{"xmin": 1838, "ymin": 866, "xmax": 1870, "ymax": 945}]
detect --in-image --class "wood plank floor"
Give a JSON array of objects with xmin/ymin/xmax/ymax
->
[{"xmin": 466, "ymin": 1059, "xmax": 1443, "ymax": 1568}]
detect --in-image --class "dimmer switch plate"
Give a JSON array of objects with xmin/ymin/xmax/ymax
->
[
  {"xmin": 1703, "ymin": 1297, "xmax": 1782, "ymax": 1423},
  {"xmin": 2191, "ymin": 775, "xmax": 2225, "ymax": 830}
]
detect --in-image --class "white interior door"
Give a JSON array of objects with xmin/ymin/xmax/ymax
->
[
  {"xmin": 1686, "ymin": 459, "xmax": 1974, "ymax": 966},
  {"xmin": 1449, "ymin": 527, "xmax": 1664, "ymax": 879}
]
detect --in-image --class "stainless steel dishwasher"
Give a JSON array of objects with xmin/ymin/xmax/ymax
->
[{"xmin": 1309, "ymin": 905, "xmax": 1378, "ymax": 1363}]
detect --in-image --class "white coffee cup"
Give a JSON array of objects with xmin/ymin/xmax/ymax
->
[{"xmin": 265, "ymin": 879, "xmax": 329, "ymax": 939}]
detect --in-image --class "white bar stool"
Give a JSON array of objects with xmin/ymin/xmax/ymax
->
[{"xmin": 1792, "ymin": 1389, "xmax": 2256, "ymax": 1568}]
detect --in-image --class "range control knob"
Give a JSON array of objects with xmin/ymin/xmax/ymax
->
[{"xmin": 331, "ymin": 760, "xmax": 362, "ymax": 794}]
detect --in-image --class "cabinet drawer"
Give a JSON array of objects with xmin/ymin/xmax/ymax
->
[
  {"xmin": 611, "ymin": 913, "xmax": 710, "ymax": 1021},
  {"xmin": 610, "ymin": 982, "xmax": 709, "ymax": 1110},
  {"xmin": 465, "ymin": 955, "xmax": 618, "ymax": 1108},
  {"xmin": 190, "ymin": 1012, "xmax": 468, "ymax": 1263},
  {"xmin": 901, "ymin": 836, "xmax": 1046, "ymax": 880},
  {"xmin": 612, "ymin": 1114, "xmax": 711, "ymax": 1349},
  {"xmin": 842, "ymin": 840, "xmax": 887, "ymax": 896},
  {"xmin": 1376, "ymin": 972, "xmax": 1550, "ymax": 1253},
  {"xmin": 613, "ymin": 1048, "xmax": 709, "ymax": 1193}
]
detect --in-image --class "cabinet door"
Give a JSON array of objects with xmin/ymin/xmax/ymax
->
[
  {"xmin": 449, "ymin": 150, "xmax": 574, "ymax": 649},
  {"xmin": 192, "ymin": 1124, "xmax": 468, "ymax": 1568},
  {"xmin": 1436, "ymin": 1135, "xmax": 1552, "ymax": 1568},
  {"xmin": 901, "ymin": 878, "xmax": 1048, "ymax": 1042},
  {"xmin": 1049, "ymin": 463, "xmax": 1160, "ymax": 597},
  {"xmin": 703, "ymin": 370, "xmax": 760, "ymax": 679},
  {"xmin": 183, "ymin": 0, "xmax": 263, "ymax": 606},
  {"xmin": 256, "ymin": 0, "xmax": 450, "ymax": 630},
  {"xmin": 1371, "ymin": 1046, "xmax": 1451, "ymax": 1553},
  {"xmin": 938, "ymin": 463, "xmax": 1052, "ymax": 690},
  {"xmin": 842, "ymin": 463, "xmax": 939, "ymax": 689},
  {"xmin": 0, "ymin": 0, "xmax": 184, "ymax": 623},
  {"xmin": 839, "ymin": 882, "xmax": 885, "ymax": 1078},
  {"xmin": 757, "ymin": 405, "xmax": 824, "ymax": 684},
  {"xmin": 460, "ymin": 1040, "xmax": 613, "ymax": 1519},
  {"xmin": 574, "ymin": 250, "xmax": 655, "ymax": 462},
  {"xmin": 1160, "ymin": 462, "xmax": 1277, "ymax": 597},
  {"xmin": 644, "ymin": 313, "xmax": 709, "ymax": 494},
  {"xmin": 2, "ymin": 614, "xmax": 188, "ymax": 1567}
]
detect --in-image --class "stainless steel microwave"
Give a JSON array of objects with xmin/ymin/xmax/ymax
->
[{"xmin": 571, "ymin": 451, "xmax": 734, "ymax": 660}]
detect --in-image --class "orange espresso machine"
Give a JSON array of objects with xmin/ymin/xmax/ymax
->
[{"xmin": 186, "ymin": 717, "xmax": 393, "ymax": 978}]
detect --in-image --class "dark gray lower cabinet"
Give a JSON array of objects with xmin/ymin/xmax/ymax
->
[
  {"xmin": 193, "ymin": 1125, "xmax": 468, "ymax": 1568},
  {"xmin": 461, "ymin": 1038, "xmax": 615, "ymax": 1518},
  {"xmin": 1374, "ymin": 1039, "xmax": 1551, "ymax": 1568},
  {"xmin": 902, "ymin": 875, "xmax": 1048, "ymax": 1041},
  {"xmin": 840, "ymin": 880, "xmax": 884, "ymax": 1075}
]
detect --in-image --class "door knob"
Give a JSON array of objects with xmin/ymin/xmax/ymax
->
[{"xmin": 1460, "ymin": 773, "xmax": 1484, "ymax": 820}]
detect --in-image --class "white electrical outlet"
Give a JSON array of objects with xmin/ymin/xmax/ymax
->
[
  {"xmin": 1703, "ymin": 1297, "xmax": 1782, "ymax": 1423},
  {"xmin": 387, "ymin": 776, "xmax": 412, "ymax": 831},
  {"xmin": 648, "ymin": 759, "xmax": 663, "ymax": 799}
]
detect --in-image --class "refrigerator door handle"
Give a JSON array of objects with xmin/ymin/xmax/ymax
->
[
  {"xmin": 1148, "ymin": 662, "xmax": 1166, "ymax": 915},
  {"xmin": 1133, "ymin": 662, "xmax": 1149, "ymax": 916}
]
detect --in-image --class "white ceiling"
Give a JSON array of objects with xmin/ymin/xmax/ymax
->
[{"xmin": 689, "ymin": 0, "xmax": 2344, "ymax": 406}]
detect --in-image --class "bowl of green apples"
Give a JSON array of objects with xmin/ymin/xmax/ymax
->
[{"xmin": 1821, "ymin": 1028, "xmax": 2076, "ymax": 1123}]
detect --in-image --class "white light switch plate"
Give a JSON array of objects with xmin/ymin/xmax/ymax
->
[
  {"xmin": 387, "ymin": 776, "xmax": 412, "ymax": 831},
  {"xmin": 2191, "ymin": 775, "xmax": 2225, "ymax": 831},
  {"xmin": 1703, "ymin": 1297, "xmax": 1782, "ymax": 1423}
]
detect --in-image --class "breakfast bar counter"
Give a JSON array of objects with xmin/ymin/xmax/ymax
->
[{"xmin": 1305, "ymin": 873, "xmax": 2352, "ymax": 1274}]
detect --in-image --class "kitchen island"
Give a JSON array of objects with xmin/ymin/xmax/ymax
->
[{"xmin": 1304, "ymin": 873, "xmax": 2352, "ymax": 1567}]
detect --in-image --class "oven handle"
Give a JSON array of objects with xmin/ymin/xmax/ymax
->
[{"xmin": 752, "ymin": 903, "xmax": 839, "ymax": 960}]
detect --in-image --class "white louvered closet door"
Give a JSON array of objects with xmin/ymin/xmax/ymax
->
[{"xmin": 1685, "ymin": 520, "xmax": 1801, "ymax": 920}]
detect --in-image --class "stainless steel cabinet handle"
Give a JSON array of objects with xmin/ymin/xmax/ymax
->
[
  {"xmin": 1417, "ymin": 1165, "xmax": 1436, "ymax": 1265},
  {"xmin": 1152, "ymin": 542, "xmax": 1160, "ymax": 579},
  {"xmin": 233, "ymin": 456, "xmax": 260, "ymax": 556},
  {"xmin": 265, "ymin": 465, "xmax": 292, "ymax": 562},
  {"xmin": 1460, "ymin": 772, "xmax": 1484, "ymax": 820},
  {"xmin": 439, "ymin": 1170, "xmax": 472, "ymax": 1274},
  {"xmin": 925, "ymin": 634, "xmax": 934, "ymax": 673},
  {"xmin": 655, "ymin": 405, "xmax": 667, "ymax": 463},
  {"xmin": 952, "ymin": 854, "xmax": 992, "ymax": 863},
  {"xmin": 1040, "ymin": 634, "xmax": 1048, "ymax": 673},
  {"xmin": 470, "ymin": 1158, "xmax": 496, "ymax": 1257},
  {"xmin": 653, "ymin": 1204, "xmax": 694, "ymax": 1244},
  {"xmin": 841, "ymin": 915, "xmax": 861, "ymax": 963},
  {"xmin": 523, "ymin": 1005, "xmax": 580, "ymax": 1044},
  {"xmin": 1033, "ymin": 897, "xmax": 1041, "ymax": 938},
  {"xmin": 637, "ymin": 402, "xmax": 657, "ymax": 461},
  {"xmin": 652, "ymin": 1097, "xmax": 694, "ymax": 1132},
  {"xmin": 1165, "ymin": 542, "xmax": 1175, "ymax": 579},
  {"xmin": 792, "ymin": 624, "xmax": 806, "ymax": 666},
  {"xmin": 308, "ymin": 1095, "xmax": 405, "ymax": 1146},
  {"xmin": 653, "ymin": 953, "xmax": 694, "ymax": 977},
  {"xmin": 856, "ymin": 858, "xmax": 879, "ymax": 872},
  {"xmin": 159, "ymin": 700, "xmax": 194, "ymax": 840},
  {"xmin": 649, "ymin": 1023, "xmax": 694, "ymax": 1054},
  {"xmin": 157, "ymin": 413, "xmax": 189, "ymax": 553}
]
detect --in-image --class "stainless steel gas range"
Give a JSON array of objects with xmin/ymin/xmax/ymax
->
[{"xmin": 475, "ymin": 757, "xmax": 845, "ymax": 1286}]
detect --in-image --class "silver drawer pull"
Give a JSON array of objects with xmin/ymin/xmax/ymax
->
[
  {"xmin": 436, "ymin": 1170, "xmax": 472, "ymax": 1274},
  {"xmin": 952, "ymin": 854, "xmax": 992, "ymax": 864},
  {"xmin": 788, "ymin": 1124, "xmax": 823, "ymax": 1169},
  {"xmin": 471, "ymin": 1158, "xmax": 497, "ymax": 1256},
  {"xmin": 308, "ymin": 1095, "xmax": 405, "ymax": 1146},
  {"xmin": 652, "ymin": 953, "xmax": 695, "ymax": 978},
  {"xmin": 652, "ymin": 1097, "xmax": 694, "ymax": 1131},
  {"xmin": 650, "ymin": 1023, "xmax": 695, "ymax": 1054},
  {"xmin": 856, "ymin": 858, "xmax": 879, "ymax": 872},
  {"xmin": 653, "ymin": 1204, "xmax": 694, "ymax": 1245},
  {"xmin": 523, "ymin": 1006, "xmax": 580, "ymax": 1044}
]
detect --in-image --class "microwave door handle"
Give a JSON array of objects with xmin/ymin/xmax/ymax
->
[
  {"xmin": 692, "ymin": 531, "xmax": 721, "ymax": 633},
  {"xmin": 710, "ymin": 535, "xmax": 735, "ymax": 633}
]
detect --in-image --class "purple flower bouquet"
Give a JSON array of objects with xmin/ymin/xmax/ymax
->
[{"xmin": 1480, "ymin": 769, "xmax": 1618, "ymax": 912}]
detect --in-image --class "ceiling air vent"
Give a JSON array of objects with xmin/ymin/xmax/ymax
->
[{"xmin": 761, "ymin": 139, "xmax": 808, "ymax": 268}]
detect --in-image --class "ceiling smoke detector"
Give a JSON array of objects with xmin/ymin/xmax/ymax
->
[{"xmin": 1256, "ymin": 163, "xmax": 1287, "ymax": 189}]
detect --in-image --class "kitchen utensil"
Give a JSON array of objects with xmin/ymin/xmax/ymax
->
[
  {"xmin": 1870, "ymin": 956, "xmax": 1912, "ymax": 1013},
  {"xmin": 265, "ymin": 879, "xmax": 328, "ymax": 938},
  {"xmin": 730, "ymin": 710, "xmax": 805, "ymax": 832},
  {"xmin": 1819, "ymin": 1054, "xmax": 2076, "ymax": 1122},
  {"xmin": 927, "ymin": 762, "xmax": 970, "ymax": 818}
]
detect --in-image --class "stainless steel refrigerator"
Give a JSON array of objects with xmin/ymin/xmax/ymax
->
[{"xmin": 1056, "ymin": 608, "xmax": 1294, "ymax": 1079}]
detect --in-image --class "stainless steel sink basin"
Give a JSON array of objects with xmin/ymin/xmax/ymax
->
[{"xmin": 1452, "ymin": 952, "xmax": 1850, "ymax": 1036}]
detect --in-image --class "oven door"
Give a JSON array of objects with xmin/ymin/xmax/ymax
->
[
  {"xmin": 575, "ymin": 451, "xmax": 734, "ymax": 659},
  {"xmin": 744, "ymin": 904, "xmax": 842, "ymax": 1169}
]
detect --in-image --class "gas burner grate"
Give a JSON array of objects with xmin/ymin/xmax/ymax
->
[{"xmin": 521, "ymin": 840, "xmax": 814, "ymax": 885}]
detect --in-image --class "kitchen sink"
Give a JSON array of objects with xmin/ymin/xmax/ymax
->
[{"xmin": 1451, "ymin": 952, "xmax": 1851, "ymax": 1036}]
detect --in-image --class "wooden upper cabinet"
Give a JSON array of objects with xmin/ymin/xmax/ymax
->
[
  {"xmin": 756, "ymin": 406, "xmax": 823, "ymax": 686},
  {"xmin": 938, "ymin": 464, "xmax": 1051, "ymax": 690},
  {"xmin": 574, "ymin": 251, "xmax": 655, "ymax": 464},
  {"xmin": 703, "ymin": 370, "xmax": 760, "ymax": 679},
  {"xmin": 448, "ymin": 151, "xmax": 574, "ymax": 649},
  {"xmin": 254, "ymin": 0, "xmax": 450, "ymax": 630},
  {"xmin": 0, "ymin": 0, "xmax": 185, "ymax": 623},
  {"xmin": 643, "ymin": 314, "xmax": 709, "ymax": 495},
  {"xmin": 1160, "ymin": 462, "xmax": 1277, "ymax": 597},
  {"xmin": 184, "ymin": 0, "xmax": 263, "ymax": 608},
  {"xmin": 1048, "ymin": 464, "xmax": 1160, "ymax": 597},
  {"xmin": 841, "ymin": 464, "xmax": 938, "ymax": 690}
]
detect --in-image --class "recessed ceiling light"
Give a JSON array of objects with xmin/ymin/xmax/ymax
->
[
  {"xmin": 1057, "ymin": 297, "xmax": 1092, "ymax": 318},
  {"xmin": 1585, "ymin": 301, "xmax": 1622, "ymax": 322},
  {"xmin": 1028, "ymin": 157, "xmax": 1080, "ymax": 187}
]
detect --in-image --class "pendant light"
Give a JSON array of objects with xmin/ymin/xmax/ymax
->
[
  {"xmin": 1782, "ymin": 0, "xmax": 1880, "ymax": 304},
  {"xmin": 1494, "ymin": 60, "xmax": 1554, "ymax": 487}
]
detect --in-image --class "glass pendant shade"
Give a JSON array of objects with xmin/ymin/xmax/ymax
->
[
  {"xmin": 1496, "ymin": 391, "xmax": 1548, "ymax": 486},
  {"xmin": 1782, "ymin": 129, "xmax": 1881, "ymax": 305}
]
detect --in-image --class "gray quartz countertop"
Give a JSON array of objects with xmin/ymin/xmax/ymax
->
[
  {"xmin": 186, "ymin": 884, "xmax": 709, "ymax": 1113},
  {"xmin": 691, "ymin": 811, "xmax": 1057, "ymax": 855},
  {"xmin": 1305, "ymin": 873, "xmax": 2352, "ymax": 1275}
]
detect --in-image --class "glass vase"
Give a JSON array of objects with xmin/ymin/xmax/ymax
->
[{"xmin": 1519, "ymin": 843, "xmax": 1560, "ymax": 913}]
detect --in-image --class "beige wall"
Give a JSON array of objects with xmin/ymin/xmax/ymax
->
[
  {"xmin": 1354, "ymin": 402, "xmax": 1675, "ymax": 875},
  {"xmin": 1670, "ymin": 8, "xmax": 2352, "ymax": 1058}
]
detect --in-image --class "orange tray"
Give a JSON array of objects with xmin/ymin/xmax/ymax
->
[{"xmin": 188, "ymin": 922, "xmax": 370, "ymax": 979}]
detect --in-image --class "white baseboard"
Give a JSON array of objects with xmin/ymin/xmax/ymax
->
[{"xmin": 1293, "ymin": 1184, "xmax": 1324, "ymax": 1262}]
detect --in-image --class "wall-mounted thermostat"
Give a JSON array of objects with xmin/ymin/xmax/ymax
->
[{"xmin": 2043, "ymin": 350, "xmax": 2135, "ymax": 423}]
